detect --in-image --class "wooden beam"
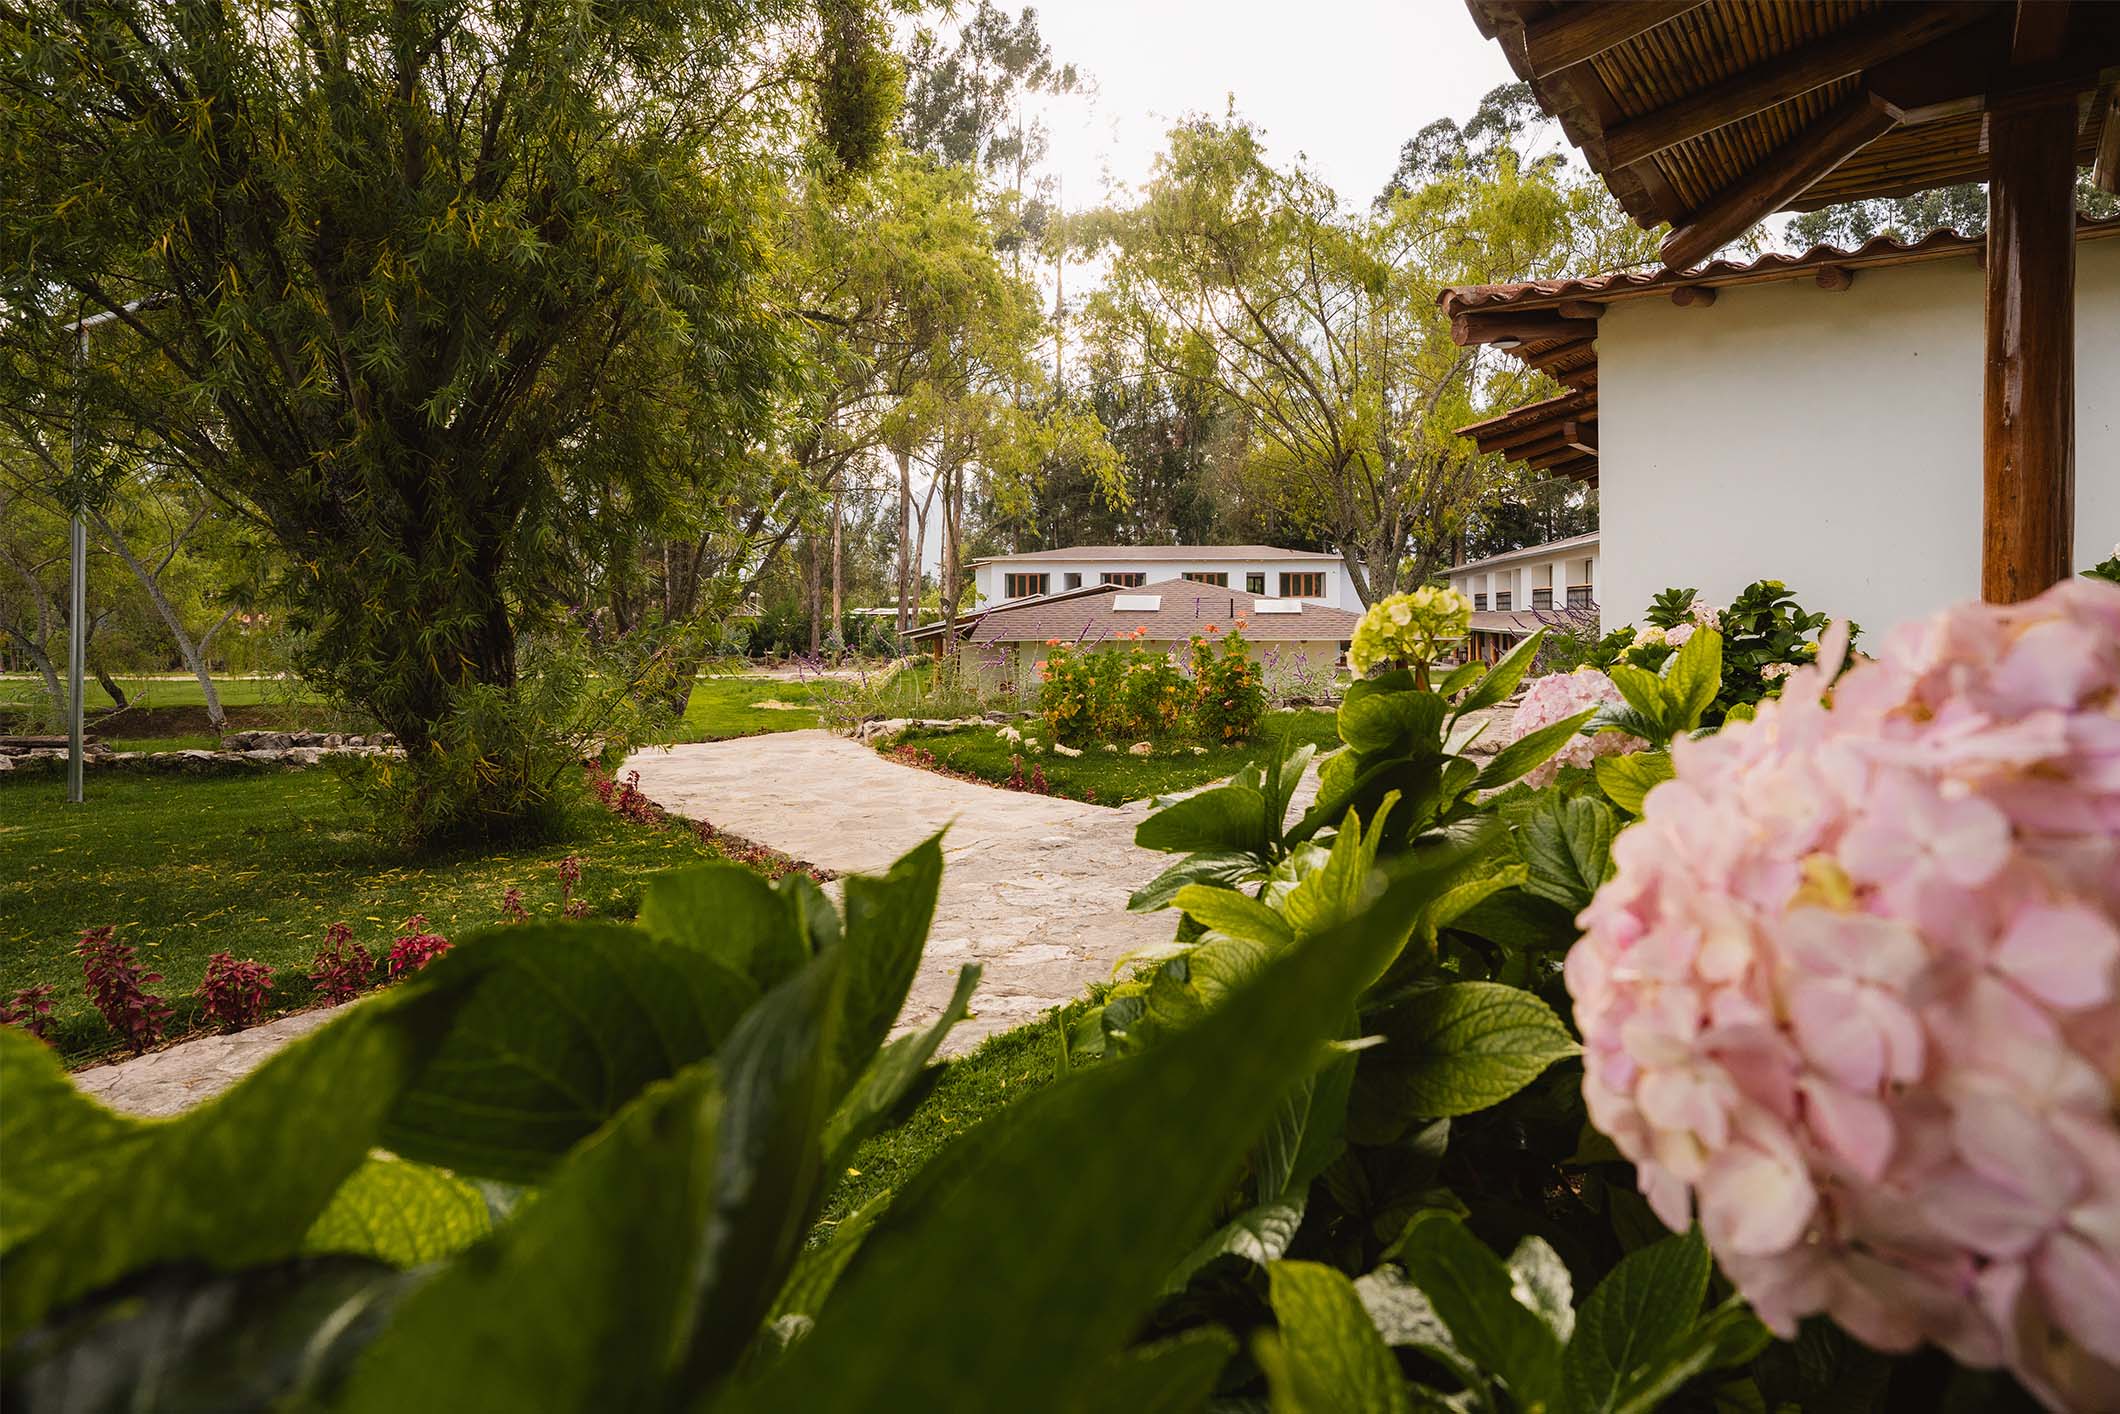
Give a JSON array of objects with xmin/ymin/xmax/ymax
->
[
  {"xmin": 1519, "ymin": 340, "xmax": 1596, "ymax": 372},
  {"xmin": 1600, "ymin": 3, "xmax": 1985, "ymax": 170},
  {"xmin": 1660, "ymin": 93, "xmax": 1898, "ymax": 269},
  {"xmin": 1518, "ymin": 0, "xmax": 1708, "ymax": 79},
  {"xmin": 1670, "ymin": 285, "xmax": 1717, "ymax": 306},
  {"xmin": 2012, "ymin": 0, "xmax": 2071, "ymax": 63},
  {"xmin": 1563, "ymin": 419, "xmax": 1598, "ymax": 454},
  {"xmin": 2094, "ymin": 90, "xmax": 2120, "ymax": 195},
  {"xmin": 1555, "ymin": 300, "xmax": 1607, "ymax": 320},
  {"xmin": 1815, "ymin": 265, "xmax": 1855, "ymax": 291},
  {"xmin": 1449, "ymin": 312, "xmax": 1601, "ymax": 347},
  {"xmin": 1983, "ymin": 96, "xmax": 2076, "ymax": 602}
]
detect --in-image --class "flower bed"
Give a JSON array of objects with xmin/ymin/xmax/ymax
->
[{"xmin": 1036, "ymin": 622, "xmax": 1265, "ymax": 748}]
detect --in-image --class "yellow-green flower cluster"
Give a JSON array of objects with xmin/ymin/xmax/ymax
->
[{"xmin": 1348, "ymin": 586, "xmax": 1473, "ymax": 675}]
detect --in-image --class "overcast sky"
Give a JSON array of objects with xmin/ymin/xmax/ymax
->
[{"xmin": 1026, "ymin": 0, "xmax": 1529, "ymax": 210}]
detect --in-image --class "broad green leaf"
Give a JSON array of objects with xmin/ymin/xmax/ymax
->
[
  {"xmin": 1129, "ymin": 851, "xmax": 1264, "ymax": 912},
  {"xmin": 827, "ymin": 836, "xmax": 946, "ymax": 1103},
  {"xmin": 1437, "ymin": 659, "xmax": 1484, "ymax": 698},
  {"xmin": 1507, "ymin": 1236, "xmax": 1575, "ymax": 1343},
  {"xmin": 302, "ymin": 1154, "xmax": 491, "ymax": 1266},
  {"xmin": 822, "ymin": 963, "xmax": 979, "ymax": 1173},
  {"xmin": 1662, "ymin": 629, "xmax": 1722, "ymax": 733},
  {"xmin": 1164, "ymin": 1200, "xmax": 1306, "ymax": 1295},
  {"xmin": 776, "ymin": 873, "xmax": 843, "ymax": 953},
  {"xmin": 1174, "ymin": 884, "xmax": 1295, "ymax": 947},
  {"xmin": 1136, "ymin": 785, "xmax": 1270, "ymax": 855},
  {"xmin": 1476, "ymin": 709, "xmax": 1597, "ymax": 791},
  {"xmin": 1448, "ymin": 887, "xmax": 1579, "ymax": 953},
  {"xmin": 0, "ymin": 1029, "xmax": 148, "ymax": 1250},
  {"xmin": 1605, "ymin": 664, "xmax": 1666, "ymax": 730},
  {"xmin": 722, "ymin": 861, "xmax": 1467, "ymax": 1414},
  {"xmin": 1611, "ymin": 1299, "xmax": 1772, "ymax": 1414},
  {"xmin": 1256, "ymin": 1054, "xmax": 1355, "ymax": 1203},
  {"xmin": 1135, "ymin": 934, "xmax": 1283, "ymax": 1040},
  {"xmin": 1340, "ymin": 687, "xmax": 1445, "ymax": 755},
  {"xmin": 341, "ymin": 1066, "xmax": 724, "ymax": 1412},
  {"xmin": 770, "ymin": 1188, "xmax": 890, "ymax": 1326},
  {"xmin": 1563, "ymin": 1229, "xmax": 1711, "ymax": 1414},
  {"xmin": 638, "ymin": 862, "xmax": 809, "ymax": 990},
  {"xmin": 1087, "ymin": 1328, "xmax": 1238, "ymax": 1414},
  {"xmin": 1353, "ymin": 1264, "xmax": 1491, "ymax": 1405},
  {"xmin": 1455, "ymin": 630, "xmax": 1546, "ymax": 717},
  {"xmin": 1353, "ymin": 982, "xmax": 1579, "ymax": 1127},
  {"xmin": 382, "ymin": 923, "xmax": 759, "ymax": 1182},
  {"xmin": 1265, "ymin": 738, "xmax": 1321, "ymax": 838},
  {"xmin": 1266, "ymin": 1260, "xmax": 1411, "ymax": 1414},
  {"xmin": 3, "ymin": 1257, "xmax": 418, "ymax": 1413},
  {"xmin": 1520, "ymin": 796, "xmax": 1617, "ymax": 912},
  {"xmin": 1395, "ymin": 1212, "xmax": 1564, "ymax": 1413},
  {"xmin": 1280, "ymin": 797, "xmax": 1397, "ymax": 940},
  {"xmin": 1588, "ymin": 703, "xmax": 1664, "ymax": 745},
  {"xmin": 1593, "ymin": 752, "xmax": 1675, "ymax": 816},
  {"xmin": 2, "ymin": 984, "xmax": 461, "ymax": 1340}
]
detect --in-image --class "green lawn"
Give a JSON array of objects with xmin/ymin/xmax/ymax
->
[
  {"xmin": 0, "ymin": 768, "xmax": 759, "ymax": 1065},
  {"xmin": 669, "ymin": 673, "xmax": 825, "ymax": 741},
  {"xmin": 0, "ymin": 674, "xmax": 324, "ymax": 712},
  {"xmin": 889, "ymin": 708, "xmax": 1340, "ymax": 805}
]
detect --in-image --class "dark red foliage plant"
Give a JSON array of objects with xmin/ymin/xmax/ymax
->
[
  {"xmin": 387, "ymin": 914, "xmax": 452, "ymax": 979},
  {"xmin": 309, "ymin": 922, "xmax": 374, "ymax": 1005},
  {"xmin": 500, "ymin": 886, "xmax": 528, "ymax": 923},
  {"xmin": 76, "ymin": 925, "xmax": 173, "ymax": 1055},
  {"xmin": 586, "ymin": 764, "xmax": 659, "ymax": 825},
  {"xmin": 197, "ymin": 953, "xmax": 274, "ymax": 1031},
  {"xmin": 1, "ymin": 983, "xmax": 56, "ymax": 1043}
]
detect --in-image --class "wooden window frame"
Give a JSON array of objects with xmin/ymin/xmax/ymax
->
[
  {"xmin": 1279, "ymin": 571, "xmax": 1326, "ymax": 599},
  {"xmin": 1100, "ymin": 571, "xmax": 1147, "ymax": 588},
  {"xmin": 1246, "ymin": 572, "xmax": 1266, "ymax": 595},
  {"xmin": 1004, "ymin": 572, "xmax": 1050, "ymax": 599},
  {"xmin": 1181, "ymin": 571, "xmax": 1228, "ymax": 586}
]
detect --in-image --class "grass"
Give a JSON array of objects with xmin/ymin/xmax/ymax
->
[
  {"xmin": 890, "ymin": 708, "xmax": 1341, "ymax": 805},
  {"xmin": 0, "ymin": 768, "xmax": 757, "ymax": 1066},
  {"xmin": 0, "ymin": 674, "xmax": 324, "ymax": 713},
  {"xmin": 815, "ymin": 998, "xmax": 1093, "ymax": 1237},
  {"xmin": 668, "ymin": 673, "xmax": 825, "ymax": 742}
]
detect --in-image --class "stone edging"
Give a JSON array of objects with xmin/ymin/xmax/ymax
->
[{"xmin": 0, "ymin": 730, "xmax": 400, "ymax": 776}]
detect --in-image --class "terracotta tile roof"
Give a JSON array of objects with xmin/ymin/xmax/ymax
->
[
  {"xmin": 960, "ymin": 585, "xmax": 1361, "ymax": 647},
  {"xmin": 968, "ymin": 544, "xmax": 1338, "ymax": 566},
  {"xmin": 1439, "ymin": 216, "xmax": 2120, "ymax": 318}
]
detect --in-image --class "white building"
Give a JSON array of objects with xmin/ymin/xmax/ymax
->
[
  {"xmin": 1444, "ymin": 221, "xmax": 2120, "ymax": 639},
  {"xmin": 969, "ymin": 545, "xmax": 1366, "ymax": 613},
  {"xmin": 1444, "ymin": 532, "xmax": 1599, "ymax": 663}
]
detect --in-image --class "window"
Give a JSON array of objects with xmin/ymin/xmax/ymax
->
[
  {"xmin": 1532, "ymin": 588, "xmax": 1553, "ymax": 608},
  {"xmin": 1246, "ymin": 573, "xmax": 1265, "ymax": 595},
  {"xmin": 1063, "ymin": 572, "xmax": 1082, "ymax": 590},
  {"xmin": 1004, "ymin": 573, "xmax": 1049, "ymax": 599},
  {"xmin": 1100, "ymin": 572, "xmax": 1146, "ymax": 587},
  {"xmin": 1181, "ymin": 571, "xmax": 1228, "ymax": 586},
  {"xmin": 1566, "ymin": 585, "xmax": 1592, "ymax": 608},
  {"xmin": 1495, "ymin": 592, "xmax": 1512, "ymax": 610},
  {"xmin": 1474, "ymin": 594, "xmax": 1488, "ymax": 611},
  {"xmin": 1279, "ymin": 572, "xmax": 1326, "ymax": 599}
]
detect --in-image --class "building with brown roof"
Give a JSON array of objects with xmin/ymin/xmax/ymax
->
[
  {"xmin": 969, "ymin": 545, "xmax": 1366, "ymax": 614},
  {"xmin": 907, "ymin": 584, "xmax": 1360, "ymax": 694}
]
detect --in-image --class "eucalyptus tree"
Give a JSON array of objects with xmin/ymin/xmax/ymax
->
[
  {"xmin": 1087, "ymin": 98, "xmax": 1653, "ymax": 600},
  {"xmin": 0, "ymin": 0, "xmax": 897, "ymax": 835}
]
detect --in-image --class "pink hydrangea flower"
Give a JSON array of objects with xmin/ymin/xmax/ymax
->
[
  {"xmin": 1569, "ymin": 579, "xmax": 2120, "ymax": 1413},
  {"xmin": 1509, "ymin": 668, "xmax": 1648, "ymax": 787}
]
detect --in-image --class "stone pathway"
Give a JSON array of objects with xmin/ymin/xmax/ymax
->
[
  {"xmin": 74, "ymin": 1009, "xmax": 341, "ymax": 1116},
  {"xmin": 625, "ymin": 730, "xmax": 1182, "ymax": 1055}
]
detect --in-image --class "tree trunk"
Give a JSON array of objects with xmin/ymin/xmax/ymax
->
[
  {"xmin": 805, "ymin": 534, "xmax": 822, "ymax": 657},
  {"xmin": 90, "ymin": 654, "xmax": 129, "ymax": 712},
  {"xmin": 830, "ymin": 487, "xmax": 844, "ymax": 662},
  {"xmin": 894, "ymin": 446, "xmax": 914, "ymax": 637},
  {"xmin": 88, "ymin": 510, "xmax": 228, "ymax": 729}
]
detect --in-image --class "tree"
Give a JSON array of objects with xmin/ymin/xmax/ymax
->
[
  {"xmin": 0, "ymin": 0, "xmax": 897, "ymax": 836},
  {"xmin": 1786, "ymin": 176, "xmax": 2119, "ymax": 248},
  {"xmin": 1086, "ymin": 97, "xmax": 1651, "ymax": 601}
]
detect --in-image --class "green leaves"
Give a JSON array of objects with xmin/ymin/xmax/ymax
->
[
  {"xmin": 1136, "ymin": 785, "xmax": 1270, "ymax": 856},
  {"xmin": 1592, "ymin": 752, "xmax": 1674, "ymax": 817},
  {"xmin": 301, "ymin": 1156, "xmax": 493, "ymax": 1267},
  {"xmin": 1165, "ymin": 1200, "xmax": 1306, "ymax": 1295},
  {"xmin": 1174, "ymin": 883, "xmax": 1295, "ymax": 947},
  {"xmin": 1563, "ymin": 1229, "xmax": 1714, "ymax": 1414},
  {"xmin": 637, "ymin": 862, "xmax": 810, "ymax": 989},
  {"xmin": 1662, "ymin": 629, "xmax": 1721, "ymax": 733},
  {"xmin": 1396, "ymin": 1212, "xmax": 1564, "ymax": 1411},
  {"xmin": 0, "ymin": 1029, "xmax": 147, "ymax": 1250},
  {"xmin": 1340, "ymin": 682, "xmax": 1445, "ymax": 755},
  {"xmin": 1475, "ymin": 708, "xmax": 1596, "ymax": 791},
  {"xmin": 1355, "ymin": 982, "xmax": 1580, "ymax": 1125},
  {"xmin": 1129, "ymin": 851, "xmax": 1264, "ymax": 913},
  {"xmin": 1454, "ymin": 630, "xmax": 1546, "ymax": 718},
  {"xmin": 1520, "ymin": 796, "xmax": 1617, "ymax": 912},
  {"xmin": 1266, "ymin": 1261, "xmax": 1412, "ymax": 1413}
]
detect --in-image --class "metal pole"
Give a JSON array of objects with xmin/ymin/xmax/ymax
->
[{"xmin": 68, "ymin": 326, "xmax": 87, "ymax": 804}]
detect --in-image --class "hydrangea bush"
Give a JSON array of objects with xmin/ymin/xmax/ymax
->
[
  {"xmin": 1509, "ymin": 667, "xmax": 1648, "ymax": 787},
  {"xmin": 1347, "ymin": 585, "xmax": 1472, "ymax": 681},
  {"xmin": 1569, "ymin": 579, "xmax": 2120, "ymax": 1410}
]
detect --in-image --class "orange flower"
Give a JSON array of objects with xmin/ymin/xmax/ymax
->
[
  {"xmin": 1045, "ymin": 638, "xmax": 1061, "ymax": 647},
  {"xmin": 1204, "ymin": 624, "xmax": 1218, "ymax": 633}
]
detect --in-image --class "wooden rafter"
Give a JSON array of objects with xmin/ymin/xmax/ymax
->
[{"xmin": 1515, "ymin": 0, "xmax": 1707, "ymax": 79}]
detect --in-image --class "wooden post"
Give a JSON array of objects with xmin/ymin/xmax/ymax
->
[{"xmin": 1982, "ymin": 98, "xmax": 2077, "ymax": 602}]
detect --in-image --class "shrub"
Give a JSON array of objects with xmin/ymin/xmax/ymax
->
[
  {"xmin": 500, "ymin": 886, "xmax": 528, "ymax": 923},
  {"xmin": 308, "ymin": 922, "xmax": 374, "ymax": 1005},
  {"xmin": 1, "ymin": 984, "xmax": 56, "ymax": 1042},
  {"xmin": 1186, "ymin": 625, "xmax": 1265, "ymax": 744},
  {"xmin": 196, "ymin": 954, "xmax": 274, "ymax": 1031},
  {"xmin": 76, "ymin": 925, "xmax": 173, "ymax": 1055},
  {"xmin": 387, "ymin": 915, "xmax": 452, "ymax": 979}
]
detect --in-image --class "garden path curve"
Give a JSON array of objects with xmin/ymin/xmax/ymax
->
[
  {"xmin": 71, "ymin": 730, "xmax": 1207, "ymax": 1116},
  {"xmin": 621, "ymin": 730, "xmax": 1183, "ymax": 1055}
]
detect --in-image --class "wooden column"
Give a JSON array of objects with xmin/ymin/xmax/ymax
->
[{"xmin": 1982, "ymin": 98, "xmax": 2077, "ymax": 602}]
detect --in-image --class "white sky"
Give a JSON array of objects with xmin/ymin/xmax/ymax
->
[{"xmin": 1026, "ymin": 0, "xmax": 1526, "ymax": 211}]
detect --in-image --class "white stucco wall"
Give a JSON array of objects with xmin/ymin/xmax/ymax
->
[
  {"xmin": 971, "ymin": 557, "xmax": 1364, "ymax": 612},
  {"xmin": 1597, "ymin": 239, "xmax": 2120, "ymax": 638},
  {"xmin": 1444, "ymin": 544, "xmax": 1599, "ymax": 611}
]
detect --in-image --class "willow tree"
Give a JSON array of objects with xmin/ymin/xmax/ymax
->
[
  {"xmin": 1087, "ymin": 97, "xmax": 1652, "ymax": 601},
  {"xmin": 0, "ymin": 0, "xmax": 896, "ymax": 834}
]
